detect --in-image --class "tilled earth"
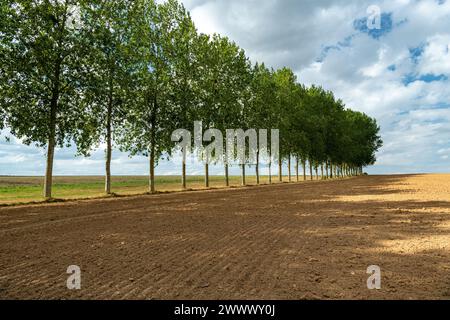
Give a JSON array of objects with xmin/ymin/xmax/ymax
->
[{"xmin": 1, "ymin": 174, "xmax": 449, "ymax": 299}]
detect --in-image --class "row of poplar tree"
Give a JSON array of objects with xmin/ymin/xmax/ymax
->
[{"xmin": 0, "ymin": 0, "xmax": 383, "ymax": 199}]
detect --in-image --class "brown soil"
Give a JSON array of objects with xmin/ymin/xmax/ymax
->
[{"xmin": 1, "ymin": 174, "xmax": 449, "ymax": 300}]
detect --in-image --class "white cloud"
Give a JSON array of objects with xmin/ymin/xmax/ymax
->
[{"xmin": 418, "ymin": 34, "xmax": 450, "ymax": 75}]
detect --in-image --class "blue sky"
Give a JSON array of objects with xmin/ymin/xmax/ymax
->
[{"xmin": 1, "ymin": 0, "xmax": 450, "ymax": 176}]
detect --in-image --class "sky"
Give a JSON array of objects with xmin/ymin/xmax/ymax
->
[{"xmin": 1, "ymin": 0, "xmax": 450, "ymax": 176}]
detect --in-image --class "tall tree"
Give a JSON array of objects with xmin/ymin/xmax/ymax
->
[
  {"xmin": 117, "ymin": 0, "xmax": 181, "ymax": 193},
  {"xmin": 73, "ymin": 0, "xmax": 135, "ymax": 195},
  {"xmin": 1, "ymin": 0, "xmax": 85, "ymax": 198},
  {"xmin": 273, "ymin": 68, "xmax": 298, "ymax": 182},
  {"xmin": 221, "ymin": 39, "xmax": 252, "ymax": 186},
  {"xmin": 195, "ymin": 34, "xmax": 251, "ymax": 187},
  {"xmin": 288, "ymin": 83, "xmax": 310, "ymax": 182},
  {"xmin": 344, "ymin": 110, "xmax": 382, "ymax": 172},
  {"xmin": 302, "ymin": 86, "xmax": 327, "ymax": 180},
  {"xmin": 249, "ymin": 63, "xmax": 277, "ymax": 184},
  {"xmin": 166, "ymin": 0, "xmax": 199, "ymax": 190}
]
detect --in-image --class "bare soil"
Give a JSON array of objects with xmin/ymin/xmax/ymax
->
[{"xmin": 0, "ymin": 174, "xmax": 449, "ymax": 300}]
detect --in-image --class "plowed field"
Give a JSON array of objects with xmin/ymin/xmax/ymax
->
[{"xmin": 1, "ymin": 175, "xmax": 449, "ymax": 299}]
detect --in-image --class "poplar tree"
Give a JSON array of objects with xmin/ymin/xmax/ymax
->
[
  {"xmin": 1, "ymin": 0, "xmax": 85, "ymax": 198},
  {"xmin": 73, "ymin": 0, "xmax": 134, "ymax": 194},
  {"xmin": 165, "ymin": 0, "xmax": 199, "ymax": 190},
  {"xmin": 195, "ymin": 34, "xmax": 251, "ymax": 187},
  {"xmin": 117, "ymin": 0, "xmax": 183, "ymax": 193},
  {"xmin": 273, "ymin": 68, "xmax": 298, "ymax": 182}
]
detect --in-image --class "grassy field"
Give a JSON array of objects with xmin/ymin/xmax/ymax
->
[{"xmin": 0, "ymin": 175, "xmax": 299, "ymax": 205}]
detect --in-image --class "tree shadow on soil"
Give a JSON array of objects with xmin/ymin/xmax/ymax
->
[{"xmin": 275, "ymin": 175, "xmax": 450, "ymax": 299}]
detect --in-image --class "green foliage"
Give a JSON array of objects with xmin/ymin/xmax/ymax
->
[
  {"xmin": 195, "ymin": 34, "xmax": 251, "ymax": 131},
  {"xmin": 116, "ymin": 0, "xmax": 185, "ymax": 162},
  {"xmin": 272, "ymin": 67, "xmax": 299, "ymax": 158},
  {"xmin": 1, "ymin": 0, "xmax": 85, "ymax": 147},
  {"xmin": 73, "ymin": 0, "xmax": 135, "ymax": 155},
  {"xmin": 249, "ymin": 63, "xmax": 277, "ymax": 129}
]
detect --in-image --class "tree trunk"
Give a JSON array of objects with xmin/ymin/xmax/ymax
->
[
  {"xmin": 149, "ymin": 146, "xmax": 155, "ymax": 193},
  {"xmin": 295, "ymin": 157, "xmax": 299, "ymax": 182},
  {"xmin": 43, "ymin": 57, "xmax": 63, "ymax": 199},
  {"xmin": 241, "ymin": 164, "xmax": 246, "ymax": 186},
  {"xmin": 182, "ymin": 154, "xmax": 186, "ymax": 190},
  {"xmin": 149, "ymin": 92, "xmax": 158, "ymax": 194},
  {"xmin": 320, "ymin": 163, "xmax": 324, "ymax": 180},
  {"xmin": 44, "ymin": 131, "xmax": 56, "ymax": 199},
  {"xmin": 44, "ymin": 81, "xmax": 59, "ymax": 199},
  {"xmin": 315, "ymin": 165, "xmax": 319, "ymax": 180},
  {"xmin": 205, "ymin": 163, "xmax": 209, "ymax": 188},
  {"xmin": 309, "ymin": 160, "xmax": 313, "ymax": 181},
  {"xmin": 288, "ymin": 155, "xmax": 291, "ymax": 182},
  {"xmin": 225, "ymin": 163, "xmax": 229, "ymax": 187},
  {"xmin": 278, "ymin": 156, "xmax": 282, "ymax": 182},
  {"xmin": 105, "ymin": 91, "xmax": 113, "ymax": 195},
  {"xmin": 325, "ymin": 162, "xmax": 329, "ymax": 179},
  {"xmin": 256, "ymin": 151, "xmax": 260, "ymax": 185},
  {"xmin": 268, "ymin": 162, "xmax": 272, "ymax": 184},
  {"xmin": 302, "ymin": 160, "xmax": 306, "ymax": 181}
]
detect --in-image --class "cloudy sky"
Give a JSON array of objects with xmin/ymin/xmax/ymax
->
[{"xmin": 1, "ymin": 0, "xmax": 450, "ymax": 176}]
